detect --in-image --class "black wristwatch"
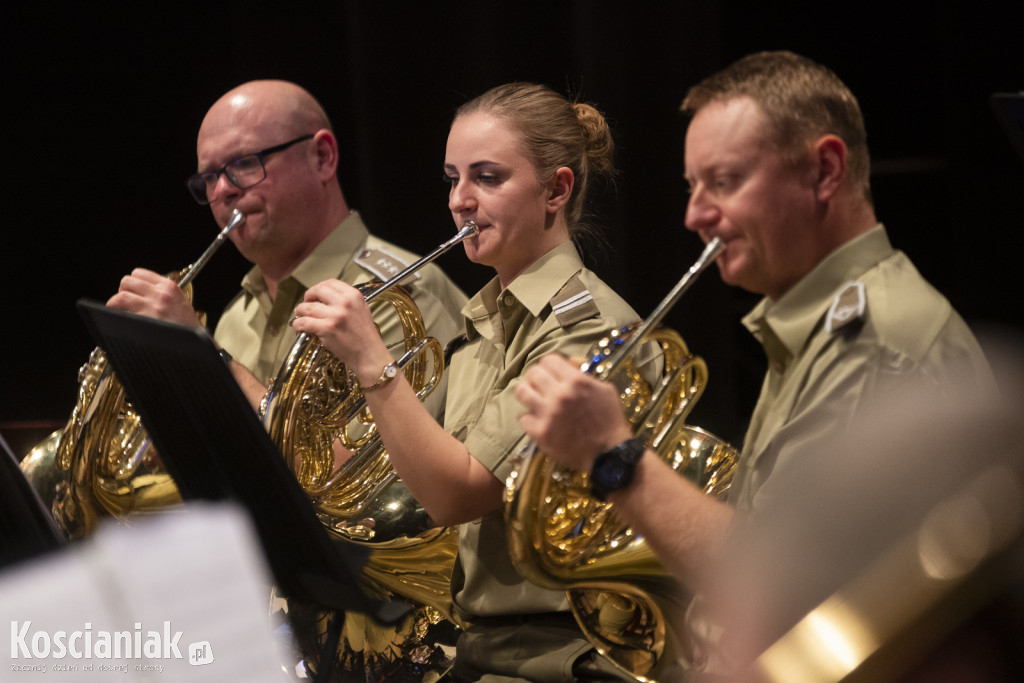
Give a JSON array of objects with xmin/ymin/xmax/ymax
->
[{"xmin": 590, "ymin": 437, "xmax": 645, "ymax": 501}]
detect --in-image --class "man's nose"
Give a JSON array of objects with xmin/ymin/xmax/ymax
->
[
  {"xmin": 684, "ymin": 186, "xmax": 719, "ymax": 231},
  {"xmin": 207, "ymin": 172, "xmax": 240, "ymax": 205}
]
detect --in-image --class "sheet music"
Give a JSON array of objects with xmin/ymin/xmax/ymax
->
[{"xmin": 1, "ymin": 502, "xmax": 290, "ymax": 681}]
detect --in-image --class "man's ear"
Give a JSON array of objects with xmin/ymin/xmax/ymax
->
[
  {"xmin": 546, "ymin": 167, "xmax": 575, "ymax": 213},
  {"xmin": 813, "ymin": 134, "xmax": 847, "ymax": 202},
  {"xmin": 312, "ymin": 129, "xmax": 339, "ymax": 181}
]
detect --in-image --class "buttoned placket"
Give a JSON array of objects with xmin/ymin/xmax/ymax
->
[
  {"xmin": 498, "ymin": 289, "xmax": 534, "ymax": 352},
  {"xmin": 734, "ymin": 318, "xmax": 791, "ymax": 504},
  {"xmin": 256, "ymin": 277, "xmax": 303, "ymax": 379}
]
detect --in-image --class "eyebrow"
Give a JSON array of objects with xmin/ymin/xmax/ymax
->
[
  {"xmin": 197, "ymin": 150, "xmax": 250, "ymax": 174},
  {"xmin": 443, "ymin": 160, "xmax": 500, "ymax": 172}
]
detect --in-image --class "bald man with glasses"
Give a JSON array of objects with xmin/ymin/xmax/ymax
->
[{"xmin": 108, "ymin": 80, "xmax": 467, "ymax": 414}]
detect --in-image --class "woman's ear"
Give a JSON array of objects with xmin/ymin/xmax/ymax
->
[{"xmin": 546, "ymin": 167, "xmax": 575, "ymax": 213}]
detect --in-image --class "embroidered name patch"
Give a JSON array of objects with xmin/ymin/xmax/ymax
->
[{"xmin": 354, "ymin": 248, "xmax": 420, "ymax": 285}]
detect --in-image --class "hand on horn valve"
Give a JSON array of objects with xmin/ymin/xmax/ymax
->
[
  {"xmin": 516, "ymin": 354, "xmax": 634, "ymax": 473},
  {"xmin": 292, "ymin": 279, "xmax": 393, "ymax": 387},
  {"xmin": 106, "ymin": 268, "xmax": 204, "ymax": 328}
]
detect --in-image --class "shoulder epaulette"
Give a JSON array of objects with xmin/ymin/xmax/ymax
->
[
  {"xmin": 825, "ymin": 280, "xmax": 867, "ymax": 334},
  {"xmin": 550, "ymin": 275, "xmax": 600, "ymax": 328},
  {"xmin": 354, "ymin": 247, "xmax": 420, "ymax": 285}
]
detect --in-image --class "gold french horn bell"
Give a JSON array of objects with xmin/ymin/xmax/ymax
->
[
  {"xmin": 505, "ymin": 237, "xmax": 738, "ymax": 682},
  {"xmin": 20, "ymin": 210, "xmax": 245, "ymax": 540}
]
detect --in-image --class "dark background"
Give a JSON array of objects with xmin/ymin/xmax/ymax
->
[{"xmin": 3, "ymin": 1, "xmax": 1022, "ymax": 455}]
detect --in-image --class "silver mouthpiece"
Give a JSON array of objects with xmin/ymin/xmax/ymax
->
[
  {"xmin": 223, "ymin": 208, "xmax": 246, "ymax": 234},
  {"xmin": 178, "ymin": 209, "xmax": 246, "ymax": 289}
]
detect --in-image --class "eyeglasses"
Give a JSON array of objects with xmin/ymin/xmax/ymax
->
[{"xmin": 185, "ymin": 134, "xmax": 315, "ymax": 205}]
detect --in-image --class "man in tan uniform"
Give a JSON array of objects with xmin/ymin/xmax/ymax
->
[
  {"xmin": 515, "ymin": 52, "xmax": 994, "ymax": 676},
  {"xmin": 105, "ymin": 79, "xmax": 469, "ymax": 679},
  {"xmin": 108, "ymin": 80, "xmax": 467, "ymax": 419}
]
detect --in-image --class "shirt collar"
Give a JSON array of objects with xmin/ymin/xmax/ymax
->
[
  {"xmin": 240, "ymin": 211, "xmax": 369, "ymax": 298},
  {"xmin": 462, "ymin": 241, "xmax": 584, "ymax": 338},
  {"xmin": 743, "ymin": 224, "xmax": 893, "ymax": 356}
]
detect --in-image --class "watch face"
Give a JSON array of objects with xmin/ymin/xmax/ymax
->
[
  {"xmin": 594, "ymin": 458, "xmax": 629, "ymax": 489},
  {"xmin": 591, "ymin": 438, "xmax": 643, "ymax": 499},
  {"xmin": 384, "ymin": 364, "xmax": 398, "ymax": 378}
]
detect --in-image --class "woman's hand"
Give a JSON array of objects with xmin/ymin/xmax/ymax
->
[{"xmin": 291, "ymin": 280, "xmax": 393, "ymax": 384}]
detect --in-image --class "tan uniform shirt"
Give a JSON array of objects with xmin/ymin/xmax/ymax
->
[
  {"xmin": 213, "ymin": 212, "xmax": 468, "ymax": 421},
  {"xmin": 685, "ymin": 225, "xmax": 994, "ymax": 675},
  {"xmin": 444, "ymin": 242, "xmax": 646, "ymax": 681},
  {"xmin": 731, "ymin": 225, "xmax": 993, "ymax": 513}
]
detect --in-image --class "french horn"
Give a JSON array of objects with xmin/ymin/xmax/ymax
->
[
  {"xmin": 20, "ymin": 210, "xmax": 245, "ymax": 540},
  {"xmin": 19, "ymin": 214, "xmax": 474, "ymax": 679},
  {"xmin": 505, "ymin": 238, "xmax": 738, "ymax": 682},
  {"xmin": 260, "ymin": 221, "xmax": 478, "ymax": 680}
]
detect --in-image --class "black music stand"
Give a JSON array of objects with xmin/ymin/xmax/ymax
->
[
  {"xmin": 75, "ymin": 299, "xmax": 408, "ymax": 626},
  {"xmin": 0, "ymin": 433, "xmax": 65, "ymax": 570}
]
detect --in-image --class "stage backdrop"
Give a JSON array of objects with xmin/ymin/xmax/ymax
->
[{"xmin": 3, "ymin": 1, "xmax": 1022, "ymax": 452}]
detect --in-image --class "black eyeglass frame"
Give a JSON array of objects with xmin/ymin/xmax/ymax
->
[{"xmin": 185, "ymin": 133, "xmax": 316, "ymax": 204}]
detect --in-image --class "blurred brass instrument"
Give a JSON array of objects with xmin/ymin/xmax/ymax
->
[
  {"xmin": 505, "ymin": 237, "xmax": 738, "ymax": 682},
  {"xmin": 260, "ymin": 221, "xmax": 478, "ymax": 679},
  {"xmin": 20, "ymin": 210, "xmax": 245, "ymax": 540}
]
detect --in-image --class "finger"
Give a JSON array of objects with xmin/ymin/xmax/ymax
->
[
  {"xmin": 290, "ymin": 315, "xmax": 314, "ymax": 335},
  {"xmin": 116, "ymin": 274, "xmax": 147, "ymax": 296},
  {"xmin": 106, "ymin": 291, "xmax": 148, "ymax": 315},
  {"xmin": 567, "ymin": 355, "xmax": 588, "ymax": 370},
  {"xmin": 517, "ymin": 411, "xmax": 540, "ymax": 440},
  {"xmin": 530, "ymin": 354, "xmax": 570, "ymax": 385},
  {"xmin": 305, "ymin": 278, "xmax": 351, "ymax": 302},
  {"xmin": 513, "ymin": 377, "xmax": 541, "ymax": 411},
  {"xmin": 128, "ymin": 268, "xmax": 167, "ymax": 284},
  {"xmin": 106, "ymin": 291, "xmax": 129, "ymax": 308},
  {"xmin": 295, "ymin": 291, "xmax": 334, "ymax": 313},
  {"xmin": 539, "ymin": 353, "xmax": 582, "ymax": 380},
  {"xmin": 302, "ymin": 281, "xmax": 331, "ymax": 303},
  {"xmin": 291, "ymin": 309, "xmax": 331, "ymax": 336}
]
